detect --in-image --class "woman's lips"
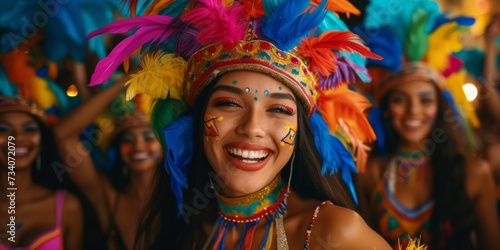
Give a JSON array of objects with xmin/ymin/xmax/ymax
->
[{"xmin": 224, "ymin": 143, "xmax": 272, "ymax": 171}]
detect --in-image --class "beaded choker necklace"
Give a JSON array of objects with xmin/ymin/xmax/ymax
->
[
  {"xmin": 395, "ymin": 149, "xmax": 430, "ymax": 183},
  {"xmin": 208, "ymin": 177, "xmax": 289, "ymax": 250}
]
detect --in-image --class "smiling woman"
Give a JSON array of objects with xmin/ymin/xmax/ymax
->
[
  {"xmin": 86, "ymin": 0, "xmax": 393, "ymax": 249},
  {"xmin": 0, "ymin": 96, "xmax": 83, "ymax": 250}
]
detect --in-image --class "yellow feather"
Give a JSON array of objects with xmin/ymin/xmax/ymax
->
[
  {"xmin": 124, "ymin": 52, "xmax": 187, "ymax": 101},
  {"xmin": 398, "ymin": 235, "xmax": 427, "ymax": 250},
  {"xmin": 427, "ymin": 22, "xmax": 462, "ymax": 71},
  {"xmin": 32, "ymin": 76, "xmax": 57, "ymax": 109},
  {"xmin": 445, "ymin": 70, "xmax": 480, "ymax": 128}
]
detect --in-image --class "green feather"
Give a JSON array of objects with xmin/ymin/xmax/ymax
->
[
  {"xmin": 150, "ymin": 95, "xmax": 188, "ymax": 149},
  {"xmin": 405, "ymin": 10, "xmax": 430, "ymax": 61}
]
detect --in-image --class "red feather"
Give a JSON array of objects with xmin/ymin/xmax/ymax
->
[
  {"xmin": 123, "ymin": 0, "xmax": 139, "ymax": 17},
  {"xmin": 239, "ymin": 0, "xmax": 265, "ymax": 19},
  {"xmin": 298, "ymin": 31, "xmax": 382, "ymax": 76}
]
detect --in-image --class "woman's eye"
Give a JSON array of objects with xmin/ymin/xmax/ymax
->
[
  {"xmin": 122, "ymin": 134, "xmax": 134, "ymax": 143},
  {"xmin": 213, "ymin": 98, "xmax": 241, "ymax": 107},
  {"xmin": 269, "ymin": 105, "xmax": 294, "ymax": 115},
  {"xmin": 24, "ymin": 125, "xmax": 39, "ymax": 133},
  {"xmin": 390, "ymin": 96, "xmax": 405, "ymax": 104},
  {"xmin": 143, "ymin": 131, "xmax": 156, "ymax": 142},
  {"xmin": 421, "ymin": 98, "xmax": 435, "ymax": 105},
  {"xmin": 0, "ymin": 125, "xmax": 11, "ymax": 133}
]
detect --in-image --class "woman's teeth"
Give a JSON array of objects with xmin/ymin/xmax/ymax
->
[
  {"xmin": 132, "ymin": 152, "xmax": 148, "ymax": 161},
  {"xmin": 227, "ymin": 148, "xmax": 269, "ymax": 162}
]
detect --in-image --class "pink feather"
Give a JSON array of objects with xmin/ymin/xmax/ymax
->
[
  {"xmin": 86, "ymin": 15, "xmax": 174, "ymax": 39},
  {"xmin": 89, "ymin": 26, "xmax": 174, "ymax": 86},
  {"xmin": 87, "ymin": 15, "xmax": 175, "ymax": 86},
  {"xmin": 180, "ymin": 0, "xmax": 247, "ymax": 45}
]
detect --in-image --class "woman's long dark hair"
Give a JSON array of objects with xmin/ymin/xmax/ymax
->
[
  {"xmin": 135, "ymin": 80, "xmax": 356, "ymax": 249},
  {"xmin": 378, "ymin": 84, "xmax": 474, "ymax": 249}
]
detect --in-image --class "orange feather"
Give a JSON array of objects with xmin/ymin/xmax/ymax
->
[
  {"xmin": 146, "ymin": 0, "xmax": 175, "ymax": 15},
  {"xmin": 298, "ymin": 31, "xmax": 382, "ymax": 76},
  {"xmin": 239, "ymin": 0, "xmax": 265, "ymax": 19},
  {"xmin": 311, "ymin": 0, "xmax": 360, "ymax": 17},
  {"xmin": 317, "ymin": 84, "xmax": 376, "ymax": 143}
]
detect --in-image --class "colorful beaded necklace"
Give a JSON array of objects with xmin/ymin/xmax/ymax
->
[
  {"xmin": 209, "ymin": 176, "xmax": 289, "ymax": 250},
  {"xmin": 395, "ymin": 149, "xmax": 430, "ymax": 183}
]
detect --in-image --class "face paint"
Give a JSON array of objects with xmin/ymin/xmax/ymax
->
[
  {"xmin": 280, "ymin": 124, "xmax": 297, "ymax": 148},
  {"xmin": 120, "ymin": 144, "xmax": 132, "ymax": 163},
  {"xmin": 204, "ymin": 114, "xmax": 224, "ymax": 140},
  {"xmin": 232, "ymin": 80, "xmax": 238, "ymax": 85}
]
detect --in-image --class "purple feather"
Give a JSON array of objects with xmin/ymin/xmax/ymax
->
[{"xmin": 318, "ymin": 58, "xmax": 356, "ymax": 90}]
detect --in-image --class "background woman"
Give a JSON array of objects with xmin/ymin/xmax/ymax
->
[
  {"xmin": 355, "ymin": 1, "xmax": 500, "ymax": 248},
  {"xmin": 54, "ymin": 80, "xmax": 164, "ymax": 249},
  {"xmin": 0, "ymin": 96, "xmax": 83, "ymax": 250}
]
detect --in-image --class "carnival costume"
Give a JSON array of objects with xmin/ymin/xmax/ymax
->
[{"xmin": 88, "ymin": 0, "xmax": 383, "ymax": 248}]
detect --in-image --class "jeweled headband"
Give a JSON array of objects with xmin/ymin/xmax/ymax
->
[{"xmin": 0, "ymin": 96, "xmax": 45, "ymax": 121}]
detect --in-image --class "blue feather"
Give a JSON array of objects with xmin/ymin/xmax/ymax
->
[
  {"xmin": 262, "ymin": 0, "xmax": 327, "ymax": 51},
  {"xmin": 364, "ymin": 0, "xmax": 440, "ymax": 45},
  {"xmin": 317, "ymin": 11, "xmax": 348, "ymax": 34},
  {"xmin": 158, "ymin": 0, "xmax": 190, "ymax": 16},
  {"xmin": 355, "ymin": 26, "xmax": 402, "ymax": 72},
  {"xmin": 368, "ymin": 107, "xmax": 386, "ymax": 158},
  {"xmin": 309, "ymin": 113, "xmax": 357, "ymax": 202},
  {"xmin": 162, "ymin": 114, "xmax": 194, "ymax": 216},
  {"xmin": 430, "ymin": 13, "xmax": 475, "ymax": 32},
  {"xmin": 46, "ymin": 78, "xmax": 70, "ymax": 114},
  {"xmin": 0, "ymin": 67, "xmax": 15, "ymax": 97}
]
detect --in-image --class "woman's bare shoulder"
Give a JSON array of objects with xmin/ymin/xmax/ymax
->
[{"xmin": 308, "ymin": 203, "xmax": 391, "ymax": 249}]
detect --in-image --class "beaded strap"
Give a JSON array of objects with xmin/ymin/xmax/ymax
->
[{"xmin": 304, "ymin": 200, "xmax": 333, "ymax": 249}]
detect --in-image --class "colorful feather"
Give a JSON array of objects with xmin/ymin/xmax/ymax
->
[
  {"xmin": 341, "ymin": 52, "xmax": 372, "ymax": 83},
  {"xmin": 444, "ymin": 69, "xmax": 479, "ymax": 128},
  {"xmin": 147, "ymin": 0, "xmax": 190, "ymax": 16},
  {"xmin": 426, "ymin": 22, "xmax": 462, "ymax": 72},
  {"xmin": 240, "ymin": 0, "xmax": 265, "ymax": 19},
  {"xmin": 316, "ymin": 85, "xmax": 376, "ymax": 144},
  {"xmin": 356, "ymin": 26, "xmax": 403, "ymax": 72},
  {"xmin": 311, "ymin": 0, "xmax": 360, "ymax": 17},
  {"xmin": 262, "ymin": 0, "xmax": 327, "ymax": 51},
  {"xmin": 336, "ymin": 118, "xmax": 372, "ymax": 174},
  {"xmin": 87, "ymin": 15, "xmax": 175, "ymax": 86},
  {"xmin": 431, "ymin": 14, "xmax": 475, "ymax": 33},
  {"xmin": 162, "ymin": 114, "xmax": 194, "ymax": 216},
  {"xmin": 404, "ymin": 10, "xmax": 429, "ymax": 61},
  {"xmin": 0, "ymin": 67, "xmax": 15, "ymax": 97},
  {"xmin": 318, "ymin": 58, "xmax": 356, "ymax": 89},
  {"xmin": 124, "ymin": 52, "xmax": 187, "ymax": 101},
  {"xmin": 298, "ymin": 31, "xmax": 381, "ymax": 77},
  {"xmin": 309, "ymin": 112, "xmax": 357, "ymax": 203},
  {"xmin": 180, "ymin": 0, "xmax": 247, "ymax": 45}
]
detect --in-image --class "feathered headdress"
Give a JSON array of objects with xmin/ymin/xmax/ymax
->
[
  {"xmin": 356, "ymin": 0, "xmax": 479, "ymax": 154},
  {"xmin": 88, "ymin": 0, "xmax": 381, "ymax": 213},
  {"xmin": 0, "ymin": 0, "xmax": 118, "ymax": 124}
]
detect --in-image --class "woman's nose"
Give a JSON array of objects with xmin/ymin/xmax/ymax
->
[{"xmin": 235, "ymin": 109, "xmax": 267, "ymax": 139}]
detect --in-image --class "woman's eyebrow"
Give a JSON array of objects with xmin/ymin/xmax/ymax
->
[{"xmin": 269, "ymin": 92, "xmax": 296, "ymax": 103}]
